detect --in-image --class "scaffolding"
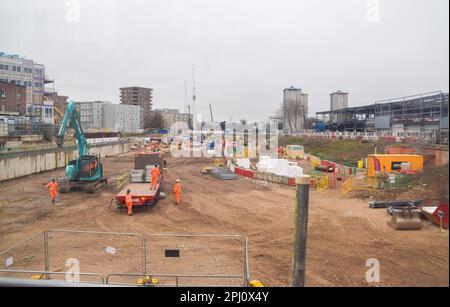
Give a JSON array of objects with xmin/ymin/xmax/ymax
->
[{"xmin": 316, "ymin": 91, "xmax": 449, "ymax": 144}]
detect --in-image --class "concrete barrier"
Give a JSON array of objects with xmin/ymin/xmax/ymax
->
[{"xmin": 0, "ymin": 141, "xmax": 130, "ymax": 181}]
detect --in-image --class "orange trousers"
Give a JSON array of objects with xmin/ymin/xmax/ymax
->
[
  {"xmin": 151, "ymin": 176, "xmax": 158, "ymax": 190},
  {"xmin": 126, "ymin": 201, "xmax": 133, "ymax": 215},
  {"xmin": 175, "ymin": 193, "xmax": 180, "ymax": 205},
  {"xmin": 50, "ymin": 191, "xmax": 57, "ymax": 201}
]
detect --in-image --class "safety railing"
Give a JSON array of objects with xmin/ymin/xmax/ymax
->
[
  {"xmin": 0, "ymin": 229, "xmax": 250, "ymax": 287},
  {"xmin": 105, "ymin": 273, "xmax": 245, "ymax": 287},
  {"xmin": 0, "ymin": 269, "xmax": 105, "ymax": 284}
]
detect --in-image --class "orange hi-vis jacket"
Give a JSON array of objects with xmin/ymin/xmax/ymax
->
[
  {"xmin": 151, "ymin": 167, "xmax": 160, "ymax": 178},
  {"xmin": 47, "ymin": 182, "xmax": 58, "ymax": 193}
]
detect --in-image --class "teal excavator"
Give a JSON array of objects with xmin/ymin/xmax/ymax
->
[{"xmin": 56, "ymin": 100, "xmax": 107, "ymax": 193}]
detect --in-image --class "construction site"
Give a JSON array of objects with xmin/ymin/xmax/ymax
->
[
  {"xmin": 0, "ymin": 123, "xmax": 448, "ymax": 286},
  {"xmin": 0, "ymin": 0, "xmax": 449, "ymax": 291}
]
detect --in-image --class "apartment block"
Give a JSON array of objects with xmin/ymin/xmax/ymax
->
[
  {"xmin": 283, "ymin": 86, "xmax": 309, "ymax": 132},
  {"xmin": 330, "ymin": 91, "xmax": 349, "ymax": 111},
  {"xmin": 120, "ymin": 86, "xmax": 153, "ymax": 128}
]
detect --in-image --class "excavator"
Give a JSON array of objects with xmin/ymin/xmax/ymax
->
[{"xmin": 56, "ymin": 100, "xmax": 107, "ymax": 193}]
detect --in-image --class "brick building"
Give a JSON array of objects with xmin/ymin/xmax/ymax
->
[{"xmin": 0, "ymin": 81, "xmax": 27, "ymax": 115}]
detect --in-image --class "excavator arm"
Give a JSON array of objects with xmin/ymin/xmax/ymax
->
[
  {"xmin": 56, "ymin": 100, "xmax": 88, "ymax": 156},
  {"xmin": 55, "ymin": 100, "xmax": 106, "ymax": 192}
]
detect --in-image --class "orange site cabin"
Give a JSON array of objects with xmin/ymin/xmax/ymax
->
[{"xmin": 366, "ymin": 154, "xmax": 424, "ymax": 177}]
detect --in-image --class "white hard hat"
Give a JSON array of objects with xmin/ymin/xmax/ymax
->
[{"xmin": 176, "ymin": 179, "xmax": 180, "ymax": 182}]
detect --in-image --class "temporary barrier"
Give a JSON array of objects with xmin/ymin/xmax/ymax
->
[
  {"xmin": 288, "ymin": 178, "xmax": 296, "ymax": 186},
  {"xmin": 306, "ymin": 170, "xmax": 330, "ymax": 191},
  {"xmin": 342, "ymin": 179, "xmax": 353, "ymax": 195},
  {"xmin": 233, "ymin": 167, "xmax": 255, "ymax": 179},
  {"xmin": 341, "ymin": 177, "xmax": 377, "ymax": 195},
  {"xmin": 0, "ymin": 229, "xmax": 250, "ymax": 287}
]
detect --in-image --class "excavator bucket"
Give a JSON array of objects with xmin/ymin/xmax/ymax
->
[{"xmin": 388, "ymin": 209, "xmax": 423, "ymax": 230}]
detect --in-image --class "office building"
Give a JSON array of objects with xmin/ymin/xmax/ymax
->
[{"xmin": 0, "ymin": 51, "xmax": 54, "ymax": 112}]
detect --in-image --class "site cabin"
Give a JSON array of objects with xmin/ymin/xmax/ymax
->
[
  {"xmin": 366, "ymin": 154, "xmax": 424, "ymax": 177},
  {"xmin": 115, "ymin": 153, "xmax": 164, "ymax": 210},
  {"xmin": 285, "ymin": 145, "xmax": 305, "ymax": 160}
]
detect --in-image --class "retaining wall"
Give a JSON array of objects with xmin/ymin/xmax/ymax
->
[{"xmin": 0, "ymin": 141, "xmax": 130, "ymax": 181}]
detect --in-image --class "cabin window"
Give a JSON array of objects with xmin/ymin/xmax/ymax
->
[{"xmin": 391, "ymin": 161, "xmax": 406, "ymax": 171}]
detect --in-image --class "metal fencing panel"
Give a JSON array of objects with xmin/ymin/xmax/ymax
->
[{"xmin": 0, "ymin": 229, "xmax": 249, "ymax": 287}]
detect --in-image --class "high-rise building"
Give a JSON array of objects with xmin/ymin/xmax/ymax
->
[
  {"xmin": 120, "ymin": 86, "xmax": 153, "ymax": 129},
  {"xmin": 0, "ymin": 81, "xmax": 27, "ymax": 115},
  {"xmin": 283, "ymin": 86, "xmax": 308, "ymax": 132},
  {"xmin": 330, "ymin": 91, "xmax": 349, "ymax": 111},
  {"xmin": 0, "ymin": 51, "xmax": 54, "ymax": 113}
]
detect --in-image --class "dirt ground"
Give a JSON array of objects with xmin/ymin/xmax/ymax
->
[{"xmin": 0, "ymin": 152, "xmax": 448, "ymax": 287}]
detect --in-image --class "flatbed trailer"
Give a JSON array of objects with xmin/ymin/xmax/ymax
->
[
  {"xmin": 114, "ymin": 152, "xmax": 164, "ymax": 211},
  {"xmin": 115, "ymin": 182, "xmax": 161, "ymax": 209}
]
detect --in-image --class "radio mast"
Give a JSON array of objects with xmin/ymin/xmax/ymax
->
[{"xmin": 192, "ymin": 64, "xmax": 196, "ymax": 118}]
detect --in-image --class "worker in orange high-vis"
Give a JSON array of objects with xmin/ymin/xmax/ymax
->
[
  {"xmin": 173, "ymin": 179, "xmax": 181, "ymax": 205},
  {"xmin": 46, "ymin": 179, "xmax": 59, "ymax": 203},
  {"xmin": 125, "ymin": 189, "xmax": 133, "ymax": 216},
  {"xmin": 150, "ymin": 165, "xmax": 160, "ymax": 190}
]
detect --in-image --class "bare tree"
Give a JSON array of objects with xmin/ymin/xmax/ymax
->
[
  {"xmin": 147, "ymin": 111, "xmax": 163, "ymax": 129},
  {"xmin": 283, "ymin": 100, "xmax": 305, "ymax": 133}
]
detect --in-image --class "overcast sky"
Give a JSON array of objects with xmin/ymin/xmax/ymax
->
[{"xmin": 0, "ymin": 0, "xmax": 448, "ymax": 122}]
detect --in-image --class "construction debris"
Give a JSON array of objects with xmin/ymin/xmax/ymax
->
[
  {"xmin": 201, "ymin": 166, "xmax": 238, "ymax": 180},
  {"xmin": 369, "ymin": 200, "xmax": 422, "ymax": 209},
  {"xmin": 210, "ymin": 167, "xmax": 238, "ymax": 180}
]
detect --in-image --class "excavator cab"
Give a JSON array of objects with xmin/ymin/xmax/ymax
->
[
  {"xmin": 65, "ymin": 156, "xmax": 101, "ymax": 181},
  {"xmin": 78, "ymin": 155, "xmax": 102, "ymax": 180}
]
